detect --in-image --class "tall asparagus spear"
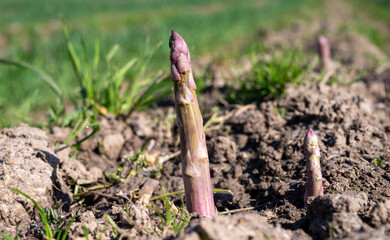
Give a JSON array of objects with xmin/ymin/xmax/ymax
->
[
  {"xmin": 169, "ymin": 30, "xmax": 216, "ymax": 217},
  {"xmin": 316, "ymin": 35, "xmax": 332, "ymax": 73},
  {"xmin": 304, "ymin": 128, "xmax": 323, "ymax": 207}
]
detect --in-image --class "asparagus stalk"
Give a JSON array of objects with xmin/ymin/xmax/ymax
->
[
  {"xmin": 304, "ymin": 128, "xmax": 323, "ymax": 207},
  {"xmin": 169, "ymin": 30, "xmax": 216, "ymax": 217},
  {"xmin": 316, "ymin": 35, "xmax": 332, "ymax": 72}
]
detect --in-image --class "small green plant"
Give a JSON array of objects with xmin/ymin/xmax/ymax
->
[
  {"xmin": 81, "ymin": 226, "xmax": 90, "ymax": 240},
  {"xmin": 10, "ymin": 188, "xmax": 75, "ymax": 240},
  {"xmin": 0, "ymin": 233, "xmax": 16, "ymax": 240},
  {"xmin": 374, "ymin": 157, "xmax": 383, "ymax": 166},
  {"xmin": 328, "ymin": 225, "xmax": 336, "ymax": 238},
  {"xmin": 123, "ymin": 140, "xmax": 163, "ymax": 180},
  {"xmin": 48, "ymin": 100, "xmax": 80, "ymax": 128},
  {"xmin": 61, "ymin": 22, "xmax": 171, "ymax": 119},
  {"xmin": 129, "ymin": 150, "xmax": 149, "ymax": 172},
  {"xmin": 227, "ymin": 48, "xmax": 305, "ymax": 105},
  {"xmin": 274, "ymin": 105, "xmax": 285, "ymax": 117},
  {"xmin": 149, "ymin": 187, "xmax": 190, "ymax": 236},
  {"xmin": 371, "ymin": 157, "xmax": 386, "ymax": 171},
  {"xmin": 106, "ymin": 215, "xmax": 121, "ymax": 238},
  {"xmin": 61, "ymin": 110, "xmax": 100, "ymax": 149},
  {"xmin": 0, "ymin": 22, "xmax": 171, "ymax": 129},
  {"xmin": 13, "ymin": 188, "xmax": 53, "ymax": 238},
  {"xmin": 104, "ymin": 172, "xmax": 124, "ymax": 183},
  {"xmin": 328, "ymin": 75, "xmax": 340, "ymax": 85},
  {"xmin": 102, "ymin": 143, "xmax": 159, "ymax": 184}
]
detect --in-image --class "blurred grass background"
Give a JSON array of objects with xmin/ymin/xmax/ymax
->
[{"xmin": 0, "ymin": 0, "xmax": 389, "ymax": 128}]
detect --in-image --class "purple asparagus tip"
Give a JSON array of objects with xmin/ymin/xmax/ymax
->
[
  {"xmin": 305, "ymin": 128, "xmax": 316, "ymax": 140},
  {"xmin": 169, "ymin": 30, "xmax": 190, "ymax": 64},
  {"xmin": 304, "ymin": 128, "xmax": 323, "ymax": 207},
  {"xmin": 316, "ymin": 35, "xmax": 332, "ymax": 72},
  {"xmin": 317, "ymin": 36, "xmax": 330, "ymax": 56},
  {"xmin": 304, "ymin": 128, "xmax": 320, "ymax": 159},
  {"xmin": 169, "ymin": 30, "xmax": 196, "ymax": 89}
]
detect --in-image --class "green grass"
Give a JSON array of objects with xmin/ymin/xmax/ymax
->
[
  {"xmin": 0, "ymin": 0, "xmax": 324, "ymax": 127},
  {"xmin": 6, "ymin": 189, "xmax": 75, "ymax": 240},
  {"xmin": 227, "ymin": 48, "xmax": 306, "ymax": 105},
  {"xmin": 149, "ymin": 187, "xmax": 190, "ymax": 236},
  {"xmin": 1, "ymin": 22, "xmax": 172, "ymax": 129},
  {"xmin": 348, "ymin": 0, "xmax": 390, "ymax": 53},
  {"xmin": 349, "ymin": 0, "xmax": 390, "ymax": 23},
  {"xmin": 356, "ymin": 25, "xmax": 388, "ymax": 52},
  {"xmin": 106, "ymin": 215, "xmax": 121, "ymax": 238}
]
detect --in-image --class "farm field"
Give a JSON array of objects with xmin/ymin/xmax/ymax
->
[
  {"xmin": 0, "ymin": 0, "xmax": 321, "ymax": 127},
  {"xmin": 0, "ymin": 0, "xmax": 389, "ymax": 239}
]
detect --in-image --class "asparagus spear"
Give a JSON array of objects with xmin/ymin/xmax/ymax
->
[
  {"xmin": 304, "ymin": 128, "xmax": 323, "ymax": 207},
  {"xmin": 317, "ymin": 35, "xmax": 332, "ymax": 73},
  {"xmin": 169, "ymin": 30, "xmax": 216, "ymax": 217}
]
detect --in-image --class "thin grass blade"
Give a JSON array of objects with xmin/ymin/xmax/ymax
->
[
  {"xmin": 0, "ymin": 59, "xmax": 63, "ymax": 99},
  {"xmin": 11, "ymin": 188, "xmax": 53, "ymax": 238}
]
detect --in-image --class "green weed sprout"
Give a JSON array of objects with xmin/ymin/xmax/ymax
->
[
  {"xmin": 303, "ymin": 129, "xmax": 323, "ymax": 207},
  {"xmin": 150, "ymin": 187, "xmax": 190, "ymax": 236},
  {"xmin": 61, "ymin": 23, "xmax": 172, "ymax": 118},
  {"xmin": 0, "ymin": 233, "xmax": 15, "ymax": 240},
  {"xmin": 106, "ymin": 215, "xmax": 121, "ymax": 238},
  {"xmin": 0, "ymin": 22, "xmax": 171, "ymax": 128},
  {"xmin": 81, "ymin": 226, "xmax": 90, "ymax": 240},
  {"xmin": 374, "ymin": 157, "xmax": 386, "ymax": 167},
  {"xmin": 227, "ymin": 49, "xmax": 304, "ymax": 105},
  {"xmin": 10, "ymin": 188, "xmax": 75, "ymax": 240},
  {"xmin": 169, "ymin": 30, "xmax": 216, "ymax": 217},
  {"xmin": 317, "ymin": 35, "xmax": 332, "ymax": 73}
]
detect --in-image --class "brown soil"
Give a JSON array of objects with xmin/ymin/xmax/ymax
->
[{"xmin": 3, "ymin": 69, "xmax": 389, "ymax": 239}]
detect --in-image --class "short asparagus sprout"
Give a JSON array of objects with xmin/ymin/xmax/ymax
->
[
  {"xmin": 169, "ymin": 30, "xmax": 216, "ymax": 217},
  {"xmin": 317, "ymin": 35, "xmax": 332, "ymax": 73},
  {"xmin": 304, "ymin": 128, "xmax": 323, "ymax": 207}
]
